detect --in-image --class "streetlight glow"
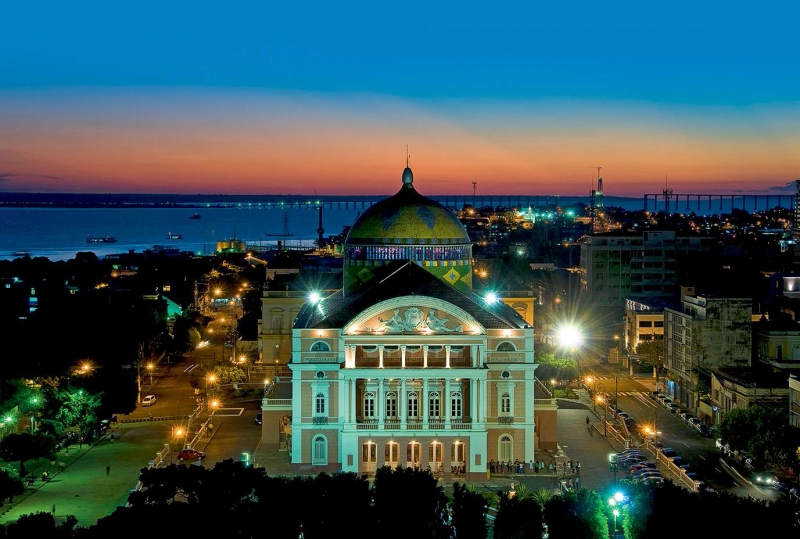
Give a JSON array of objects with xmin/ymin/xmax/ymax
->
[
  {"xmin": 308, "ymin": 291, "xmax": 321, "ymax": 304},
  {"xmin": 484, "ymin": 292, "xmax": 498, "ymax": 305},
  {"xmin": 555, "ymin": 324, "xmax": 583, "ymax": 349}
]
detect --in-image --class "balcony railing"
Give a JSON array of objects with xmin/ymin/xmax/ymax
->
[
  {"xmin": 350, "ymin": 418, "xmax": 473, "ymax": 430},
  {"xmin": 312, "ymin": 416, "xmax": 329, "ymax": 425}
]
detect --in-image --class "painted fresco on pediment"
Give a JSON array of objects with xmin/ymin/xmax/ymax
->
[{"xmin": 364, "ymin": 306, "xmax": 464, "ymax": 333}]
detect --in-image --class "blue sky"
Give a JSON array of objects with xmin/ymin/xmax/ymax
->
[{"xmin": 0, "ymin": 1, "xmax": 798, "ymax": 195}]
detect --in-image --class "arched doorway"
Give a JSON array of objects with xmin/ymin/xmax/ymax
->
[
  {"xmin": 407, "ymin": 441, "xmax": 421, "ymax": 469},
  {"xmin": 385, "ymin": 441, "xmax": 400, "ymax": 469},
  {"xmin": 452, "ymin": 440, "xmax": 466, "ymax": 474},
  {"xmin": 362, "ymin": 441, "xmax": 377, "ymax": 474},
  {"xmin": 430, "ymin": 441, "xmax": 444, "ymax": 474}
]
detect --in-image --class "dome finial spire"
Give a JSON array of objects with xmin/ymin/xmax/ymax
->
[{"xmin": 402, "ymin": 146, "xmax": 413, "ymax": 187}]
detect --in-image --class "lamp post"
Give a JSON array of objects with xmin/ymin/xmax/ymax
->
[
  {"xmin": 596, "ymin": 382, "xmax": 607, "ymax": 436},
  {"xmin": 206, "ymin": 374, "xmax": 217, "ymax": 410},
  {"xmin": 147, "ymin": 363, "xmax": 154, "ymax": 386}
]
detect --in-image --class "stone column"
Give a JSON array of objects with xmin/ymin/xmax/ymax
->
[
  {"xmin": 423, "ymin": 378, "xmax": 429, "ymax": 428},
  {"xmin": 378, "ymin": 377, "xmax": 385, "ymax": 429},
  {"xmin": 470, "ymin": 378, "xmax": 477, "ymax": 423},
  {"xmin": 480, "ymin": 378, "xmax": 488, "ymax": 423},
  {"xmin": 350, "ymin": 378, "xmax": 356, "ymax": 423},
  {"xmin": 445, "ymin": 345, "xmax": 451, "ymax": 368},
  {"xmin": 423, "ymin": 345, "xmax": 428, "ymax": 368},
  {"xmin": 376, "ymin": 438, "xmax": 385, "ymax": 469},
  {"xmin": 378, "ymin": 346, "xmax": 384, "ymax": 369},
  {"xmin": 445, "ymin": 378, "xmax": 451, "ymax": 426},
  {"xmin": 400, "ymin": 378, "xmax": 407, "ymax": 426},
  {"xmin": 443, "ymin": 438, "xmax": 453, "ymax": 481},
  {"xmin": 401, "ymin": 345, "xmax": 406, "ymax": 369}
]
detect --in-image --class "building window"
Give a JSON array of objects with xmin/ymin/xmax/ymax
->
[
  {"xmin": 429, "ymin": 391, "xmax": 440, "ymax": 419},
  {"xmin": 498, "ymin": 434, "xmax": 513, "ymax": 461},
  {"xmin": 497, "ymin": 341, "xmax": 516, "ymax": 351},
  {"xmin": 386, "ymin": 391, "xmax": 397, "ymax": 418},
  {"xmin": 501, "ymin": 392, "xmax": 511, "ymax": 414},
  {"xmin": 315, "ymin": 393, "xmax": 326, "ymax": 416},
  {"xmin": 312, "ymin": 435, "xmax": 327, "ymax": 465},
  {"xmin": 310, "ymin": 341, "xmax": 330, "ymax": 352},
  {"xmin": 451, "ymin": 391, "xmax": 463, "ymax": 419},
  {"xmin": 407, "ymin": 391, "xmax": 418, "ymax": 418},
  {"xmin": 271, "ymin": 316, "xmax": 281, "ymax": 330},
  {"xmin": 364, "ymin": 391, "xmax": 375, "ymax": 418},
  {"xmin": 638, "ymin": 320, "xmax": 653, "ymax": 328}
]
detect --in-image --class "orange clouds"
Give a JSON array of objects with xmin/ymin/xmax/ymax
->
[{"xmin": 0, "ymin": 89, "xmax": 797, "ymax": 196}]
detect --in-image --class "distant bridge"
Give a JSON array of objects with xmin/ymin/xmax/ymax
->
[{"xmin": 643, "ymin": 193, "xmax": 794, "ymax": 214}]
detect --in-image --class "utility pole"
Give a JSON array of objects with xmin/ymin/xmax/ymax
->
[{"xmin": 472, "ymin": 181, "xmax": 477, "ymax": 208}]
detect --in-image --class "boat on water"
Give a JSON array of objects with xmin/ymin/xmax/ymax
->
[
  {"xmin": 189, "ymin": 213, "xmax": 201, "ymax": 220},
  {"xmin": 12, "ymin": 251, "xmax": 30, "ymax": 257},
  {"xmin": 167, "ymin": 232, "xmax": 183, "ymax": 239},
  {"xmin": 86, "ymin": 235, "xmax": 118, "ymax": 243}
]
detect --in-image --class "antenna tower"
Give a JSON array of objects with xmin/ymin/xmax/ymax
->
[{"xmin": 663, "ymin": 175, "xmax": 673, "ymax": 215}]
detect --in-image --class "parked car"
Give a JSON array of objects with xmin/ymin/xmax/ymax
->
[
  {"xmin": 633, "ymin": 470, "xmax": 663, "ymax": 481},
  {"xmin": 688, "ymin": 417, "xmax": 703, "ymax": 428},
  {"xmin": 696, "ymin": 424, "xmax": 712, "ymax": 437},
  {"xmin": 639, "ymin": 476, "xmax": 665, "ymax": 486},
  {"xmin": 177, "ymin": 448, "xmax": 206, "ymax": 461},
  {"xmin": 679, "ymin": 411, "xmax": 693, "ymax": 422},
  {"xmin": 660, "ymin": 448, "xmax": 678, "ymax": 458},
  {"xmin": 629, "ymin": 462, "xmax": 658, "ymax": 474},
  {"xmin": 254, "ymin": 413, "xmax": 263, "ymax": 425},
  {"xmin": 649, "ymin": 391, "xmax": 661, "ymax": 400},
  {"xmin": 664, "ymin": 402, "xmax": 679, "ymax": 413},
  {"xmin": 142, "ymin": 394, "xmax": 157, "ymax": 407}
]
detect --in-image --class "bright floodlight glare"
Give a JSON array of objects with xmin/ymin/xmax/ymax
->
[
  {"xmin": 556, "ymin": 325, "xmax": 583, "ymax": 348},
  {"xmin": 614, "ymin": 492, "xmax": 624, "ymax": 502},
  {"xmin": 308, "ymin": 291, "xmax": 322, "ymax": 304},
  {"xmin": 485, "ymin": 292, "xmax": 498, "ymax": 305}
]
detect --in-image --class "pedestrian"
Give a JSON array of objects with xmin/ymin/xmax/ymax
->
[
  {"xmin": 576, "ymin": 461, "xmax": 581, "ymax": 475},
  {"xmin": 548, "ymin": 461, "xmax": 554, "ymax": 474},
  {"xmin": 106, "ymin": 465, "xmax": 110, "ymax": 476},
  {"xmin": 586, "ymin": 416, "xmax": 590, "ymax": 426},
  {"xmin": 575, "ymin": 476, "xmax": 581, "ymax": 489},
  {"xmin": 529, "ymin": 459, "xmax": 534, "ymax": 474}
]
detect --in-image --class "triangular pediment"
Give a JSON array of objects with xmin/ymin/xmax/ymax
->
[{"xmin": 344, "ymin": 296, "xmax": 484, "ymax": 335}]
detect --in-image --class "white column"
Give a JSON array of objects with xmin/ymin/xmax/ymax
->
[
  {"xmin": 379, "ymin": 346, "xmax": 384, "ymax": 369},
  {"xmin": 400, "ymin": 378, "xmax": 407, "ymax": 426},
  {"xmin": 445, "ymin": 378, "xmax": 451, "ymax": 426},
  {"xmin": 472, "ymin": 345, "xmax": 478, "ymax": 368},
  {"xmin": 350, "ymin": 378, "xmax": 356, "ymax": 422},
  {"xmin": 470, "ymin": 378, "xmax": 477, "ymax": 422},
  {"xmin": 445, "ymin": 345, "xmax": 451, "ymax": 368},
  {"xmin": 423, "ymin": 378, "xmax": 429, "ymax": 427},
  {"xmin": 423, "ymin": 345, "xmax": 428, "ymax": 368},
  {"xmin": 401, "ymin": 345, "xmax": 406, "ymax": 369},
  {"xmin": 480, "ymin": 378, "xmax": 488, "ymax": 423},
  {"xmin": 378, "ymin": 377, "xmax": 385, "ymax": 430},
  {"xmin": 340, "ymin": 373, "xmax": 348, "ymax": 426}
]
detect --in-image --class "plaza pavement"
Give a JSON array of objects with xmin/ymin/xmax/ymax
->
[{"xmin": 1, "ymin": 383, "xmax": 653, "ymax": 528}]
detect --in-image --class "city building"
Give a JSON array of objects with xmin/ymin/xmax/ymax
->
[
  {"xmin": 790, "ymin": 375, "xmax": 800, "ymax": 429},
  {"xmin": 623, "ymin": 297, "xmax": 670, "ymax": 352},
  {"xmin": 259, "ymin": 166, "xmax": 549, "ymax": 481},
  {"xmin": 579, "ymin": 230, "xmax": 715, "ymax": 313},
  {"xmin": 663, "ymin": 293, "xmax": 752, "ymax": 414}
]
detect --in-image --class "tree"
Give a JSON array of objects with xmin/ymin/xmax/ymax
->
[
  {"xmin": 451, "ymin": 483, "xmax": 488, "ymax": 539},
  {"xmin": 634, "ymin": 340, "xmax": 664, "ymax": 376},
  {"xmin": 372, "ymin": 466, "xmax": 450, "ymax": 539},
  {"xmin": 543, "ymin": 489, "xmax": 608, "ymax": 539},
  {"xmin": 0, "ymin": 511, "xmax": 78, "ymax": 539},
  {"xmin": 0, "ymin": 432, "xmax": 56, "ymax": 477},
  {"xmin": 492, "ymin": 491, "xmax": 543, "ymax": 539},
  {"xmin": 0, "ymin": 469, "xmax": 25, "ymax": 505},
  {"xmin": 54, "ymin": 388, "xmax": 102, "ymax": 445}
]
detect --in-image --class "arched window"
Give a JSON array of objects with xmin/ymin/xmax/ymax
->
[
  {"xmin": 310, "ymin": 341, "xmax": 330, "ymax": 352},
  {"xmin": 451, "ymin": 391, "xmax": 463, "ymax": 419},
  {"xmin": 363, "ymin": 392, "xmax": 376, "ymax": 418},
  {"xmin": 498, "ymin": 434, "xmax": 513, "ymax": 461},
  {"xmin": 497, "ymin": 341, "xmax": 516, "ymax": 352},
  {"xmin": 315, "ymin": 393, "xmax": 326, "ymax": 415},
  {"xmin": 501, "ymin": 392, "xmax": 511, "ymax": 414},
  {"xmin": 312, "ymin": 435, "xmax": 328, "ymax": 465},
  {"xmin": 429, "ymin": 391, "xmax": 440, "ymax": 418},
  {"xmin": 407, "ymin": 391, "xmax": 419, "ymax": 418},
  {"xmin": 386, "ymin": 391, "xmax": 397, "ymax": 418}
]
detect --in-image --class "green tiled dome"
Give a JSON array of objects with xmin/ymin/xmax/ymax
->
[
  {"xmin": 345, "ymin": 168, "xmax": 471, "ymax": 245},
  {"xmin": 344, "ymin": 167, "xmax": 472, "ymax": 294}
]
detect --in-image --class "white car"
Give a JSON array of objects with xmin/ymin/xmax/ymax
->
[{"xmin": 142, "ymin": 394, "xmax": 157, "ymax": 407}]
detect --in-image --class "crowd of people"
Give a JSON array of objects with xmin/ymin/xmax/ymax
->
[{"xmin": 488, "ymin": 458, "xmax": 581, "ymax": 476}]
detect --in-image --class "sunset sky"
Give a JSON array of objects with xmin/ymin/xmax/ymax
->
[{"xmin": 1, "ymin": 2, "xmax": 798, "ymax": 197}]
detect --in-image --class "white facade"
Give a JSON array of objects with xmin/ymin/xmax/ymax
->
[{"xmin": 288, "ymin": 294, "xmax": 537, "ymax": 480}]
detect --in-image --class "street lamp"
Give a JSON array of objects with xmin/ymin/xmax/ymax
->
[
  {"xmin": 596, "ymin": 382, "xmax": 607, "ymax": 436},
  {"xmin": 147, "ymin": 363, "xmax": 154, "ymax": 386},
  {"xmin": 205, "ymin": 374, "xmax": 217, "ymax": 409}
]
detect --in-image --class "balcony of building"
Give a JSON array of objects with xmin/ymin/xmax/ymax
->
[{"xmin": 353, "ymin": 345, "xmax": 472, "ymax": 368}]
